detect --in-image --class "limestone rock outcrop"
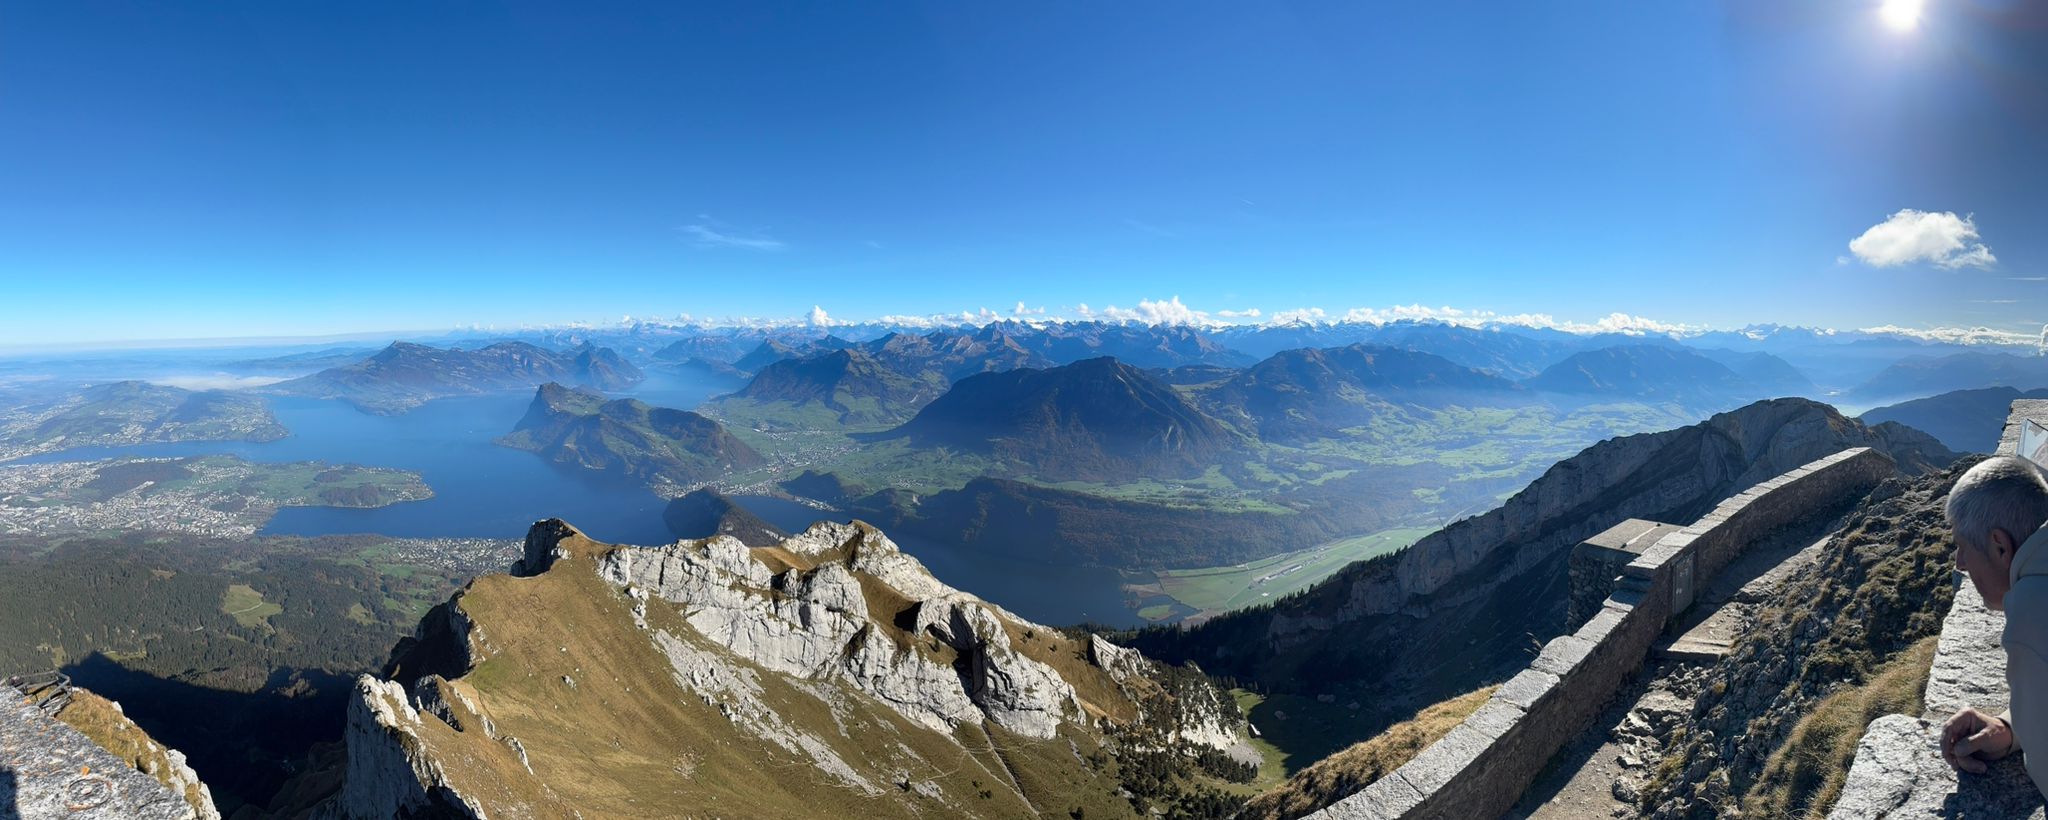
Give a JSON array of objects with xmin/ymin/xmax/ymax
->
[
  {"xmin": 331, "ymin": 676, "xmax": 487, "ymax": 820},
  {"xmin": 600, "ymin": 521, "xmax": 1089, "ymax": 739},
  {"xmin": 323, "ymin": 517, "xmax": 1249, "ymax": 819}
]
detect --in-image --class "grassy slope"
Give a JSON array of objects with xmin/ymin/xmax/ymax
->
[
  {"xmin": 1236, "ymin": 686, "xmax": 1496, "ymax": 820},
  {"xmin": 52, "ymin": 688, "xmax": 215, "ymax": 818},
  {"xmin": 409, "ymin": 538, "xmax": 1144, "ymax": 818},
  {"xmin": 1740, "ymin": 635, "xmax": 1939, "ymax": 818}
]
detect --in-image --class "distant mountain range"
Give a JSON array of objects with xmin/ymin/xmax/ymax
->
[
  {"xmin": 1859, "ymin": 386, "xmax": 2048, "ymax": 453},
  {"xmin": 1844, "ymin": 351, "xmax": 2048, "ymax": 404},
  {"xmin": 497, "ymin": 383, "xmax": 763, "ymax": 488},
  {"xmin": 1692, "ymin": 348, "xmax": 1818, "ymax": 397},
  {"xmin": 425, "ymin": 316, "xmax": 2048, "ymax": 400},
  {"xmin": 1201, "ymin": 344, "xmax": 1522, "ymax": 443},
  {"xmin": 715, "ymin": 348, "xmax": 939, "ymax": 427},
  {"xmin": 224, "ymin": 346, "xmax": 382, "ymax": 374},
  {"xmin": 269, "ymin": 341, "xmax": 644, "ymax": 414},
  {"xmin": 1521, "ymin": 344, "xmax": 1776, "ymax": 408},
  {"xmin": 879, "ymin": 357, "xmax": 1239, "ymax": 481}
]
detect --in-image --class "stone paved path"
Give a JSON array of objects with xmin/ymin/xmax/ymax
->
[{"xmin": 1508, "ymin": 529, "xmax": 1830, "ymax": 818}]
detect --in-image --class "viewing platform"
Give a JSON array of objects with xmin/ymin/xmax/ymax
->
[{"xmin": 1829, "ymin": 401, "xmax": 2048, "ymax": 819}]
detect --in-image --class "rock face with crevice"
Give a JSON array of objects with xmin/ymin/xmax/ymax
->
[{"xmin": 321, "ymin": 517, "xmax": 1249, "ymax": 819}]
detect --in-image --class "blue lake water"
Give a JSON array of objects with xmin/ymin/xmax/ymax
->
[{"xmin": 18, "ymin": 373, "xmax": 1140, "ymax": 626}]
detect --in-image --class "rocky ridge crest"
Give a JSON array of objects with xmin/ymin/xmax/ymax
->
[{"xmin": 325, "ymin": 517, "xmax": 1248, "ymax": 818}]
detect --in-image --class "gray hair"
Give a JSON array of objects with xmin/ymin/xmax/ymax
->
[{"xmin": 1948, "ymin": 456, "xmax": 2048, "ymax": 552}]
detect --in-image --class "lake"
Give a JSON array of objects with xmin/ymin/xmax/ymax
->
[{"xmin": 17, "ymin": 374, "xmax": 1140, "ymax": 626}]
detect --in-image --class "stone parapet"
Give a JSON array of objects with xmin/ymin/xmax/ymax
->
[
  {"xmin": 1829, "ymin": 582, "xmax": 2043, "ymax": 819},
  {"xmin": 1568, "ymin": 519, "xmax": 1679, "ymax": 630},
  {"xmin": 1832, "ymin": 400, "xmax": 2048, "ymax": 818},
  {"xmin": 1308, "ymin": 446, "xmax": 1893, "ymax": 820}
]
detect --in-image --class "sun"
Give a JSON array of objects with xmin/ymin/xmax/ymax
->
[{"xmin": 1880, "ymin": 0, "xmax": 1925, "ymax": 31}]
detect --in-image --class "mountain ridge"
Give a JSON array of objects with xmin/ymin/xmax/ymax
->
[
  {"xmin": 271, "ymin": 341, "xmax": 644, "ymax": 414},
  {"xmin": 497, "ymin": 383, "xmax": 764, "ymax": 488},
  {"xmin": 879, "ymin": 356, "xmax": 1240, "ymax": 481},
  {"xmin": 321, "ymin": 518, "xmax": 1256, "ymax": 818}
]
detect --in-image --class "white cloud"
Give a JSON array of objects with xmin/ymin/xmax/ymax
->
[
  {"xmin": 1591, "ymin": 312, "xmax": 1695, "ymax": 335},
  {"xmin": 1858, "ymin": 324, "xmax": 2038, "ymax": 346},
  {"xmin": 1280, "ymin": 304, "xmax": 1700, "ymax": 337},
  {"xmin": 1216, "ymin": 308, "xmax": 1262, "ymax": 319},
  {"xmin": 1084, "ymin": 296, "xmax": 1217, "ymax": 326},
  {"xmin": 1848, "ymin": 209, "xmax": 1996, "ymax": 269},
  {"xmin": 808, "ymin": 306, "xmax": 834, "ymax": 328},
  {"xmin": 681, "ymin": 222, "xmax": 785, "ymax": 251},
  {"xmin": 2041, "ymin": 324, "xmax": 2047, "ymax": 357},
  {"xmin": 1268, "ymin": 307, "xmax": 1328, "ymax": 326}
]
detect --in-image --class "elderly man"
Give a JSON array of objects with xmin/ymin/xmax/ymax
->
[{"xmin": 1941, "ymin": 455, "xmax": 2048, "ymax": 794}]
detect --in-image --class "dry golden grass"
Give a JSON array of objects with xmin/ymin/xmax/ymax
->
[
  {"xmin": 53, "ymin": 689, "xmax": 214, "ymax": 818},
  {"xmin": 388, "ymin": 531, "xmax": 1144, "ymax": 818},
  {"xmin": 1002, "ymin": 620, "xmax": 1140, "ymax": 724},
  {"xmin": 1740, "ymin": 635, "xmax": 1938, "ymax": 819},
  {"xmin": 1237, "ymin": 685, "xmax": 1497, "ymax": 820},
  {"xmin": 750, "ymin": 545, "xmax": 815, "ymax": 574}
]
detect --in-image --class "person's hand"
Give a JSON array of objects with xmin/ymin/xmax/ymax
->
[{"xmin": 1942, "ymin": 708, "xmax": 2016, "ymax": 773}]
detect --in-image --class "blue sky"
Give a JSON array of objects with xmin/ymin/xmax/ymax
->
[{"xmin": 3, "ymin": 0, "xmax": 2044, "ymax": 345}]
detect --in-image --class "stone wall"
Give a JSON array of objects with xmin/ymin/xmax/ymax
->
[
  {"xmin": 1567, "ymin": 519, "xmax": 1679, "ymax": 630},
  {"xmin": 1306, "ymin": 447, "xmax": 1894, "ymax": 820},
  {"xmin": 1830, "ymin": 401, "xmax": 2048, "ymax": 819}
]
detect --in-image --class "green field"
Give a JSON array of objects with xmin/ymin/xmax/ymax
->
[
  {"xmin": 1152, "ymin": 526, "xmax": 1436, "ymax": 617},
  {"xmin": 219, "ymin": 582, "xmax": 282, "ymax": 628}
]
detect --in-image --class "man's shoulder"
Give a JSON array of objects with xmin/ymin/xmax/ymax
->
[{"xmin": 2008, "ymin": 578, "xmax": 2048, "ymax": 648}]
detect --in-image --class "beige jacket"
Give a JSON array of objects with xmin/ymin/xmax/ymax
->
[{"xmin": 2004, "ymin": 523, "xmax": 2048, "ymax": 795}]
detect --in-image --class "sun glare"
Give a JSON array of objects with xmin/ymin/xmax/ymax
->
[{"xmin": 1880, "ymin": 0, "xmax": 1925, "ymax": 31}]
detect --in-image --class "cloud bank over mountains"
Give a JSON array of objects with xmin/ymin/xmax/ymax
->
[{"xmin": 573, "ymin": 297, "xmax": 2040, "ymax": 350}]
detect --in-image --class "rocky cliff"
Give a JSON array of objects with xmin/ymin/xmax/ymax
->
[
  {"xmin": 1279, "ymin": 398, "xmax": 1951, "ymax": 634},
  {"xmin": 1131, "ymin": 399, "xmax": 1957, "ymax": 750},
  {"xmin": 1, "ymin": 675, "xmax": 219, "ymax": 820},
  {"xmin": 320, "ymin": 518, "xmax": 1253, "ymax": 818}
]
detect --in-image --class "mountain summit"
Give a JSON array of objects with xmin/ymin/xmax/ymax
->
[
  {"xmin": 881, "ymin": 356, "xmax": 1239, "ymax": 481},
  {"xmin": 324, "ymin": 519, "xmax": 1253, "ymax": 818},
  {"xmin": 498, "ymin": 383, "xmax": 764, "ymax": 488}
]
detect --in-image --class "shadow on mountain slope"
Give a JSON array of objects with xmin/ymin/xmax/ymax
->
[{"xmin": 60, "ymin": 653, "xmax": 352, "ymax": 817}]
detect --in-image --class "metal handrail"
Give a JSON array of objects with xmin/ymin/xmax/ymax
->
[{"xmin": 4, "ymin": 670, "xmax": 74, "ymax": 716}]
